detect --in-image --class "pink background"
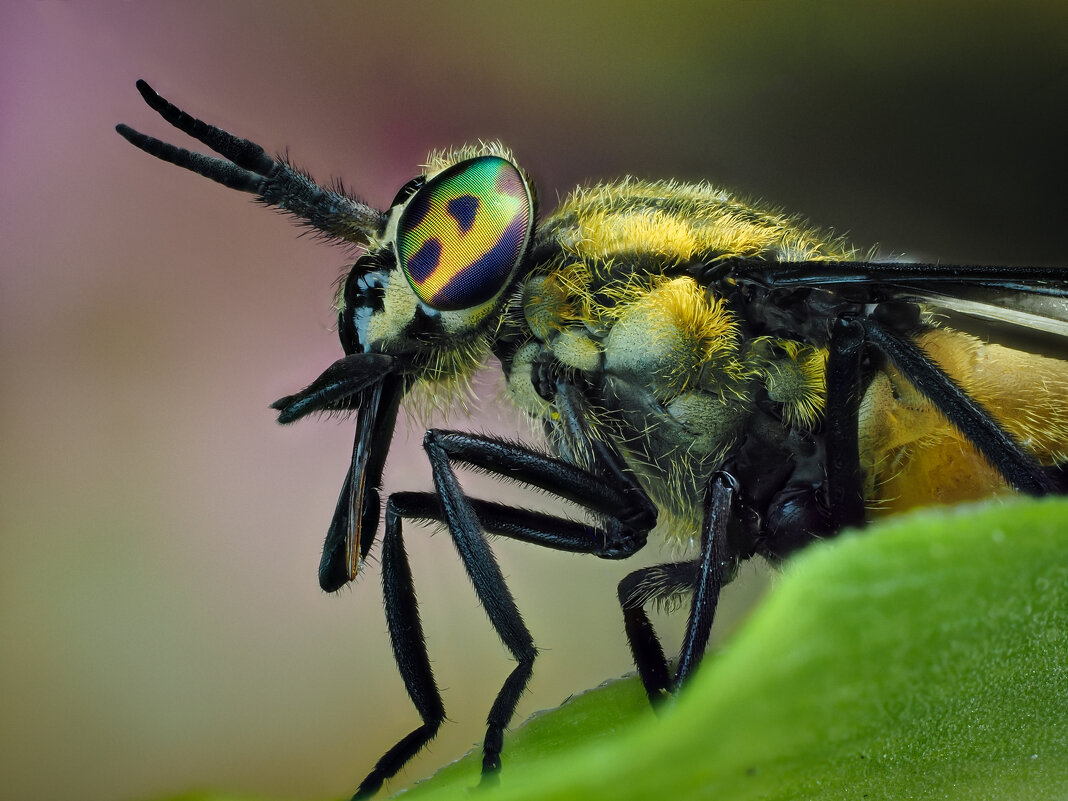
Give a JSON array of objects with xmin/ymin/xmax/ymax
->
[{"xmin": 2, "ymin": 3, "xmax": 1065, "ymax": 800}]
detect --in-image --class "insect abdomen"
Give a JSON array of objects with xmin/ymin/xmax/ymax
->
[{"xmin": 861, "ymin": 327, "xmax": 1068, "ymax": 513}]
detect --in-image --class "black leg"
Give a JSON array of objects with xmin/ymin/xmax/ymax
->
[
  {"xmin": 757, "ymin": 314, "xmax": 870, "ymax": 560},
  {"xmin": 356, "ymin": 484, "xmax": 660, "ymax": 795},
  {"xmin": 423, "ymin": 397, "xmax": 660, "ymax": 775},
  {"xmin": 351, "ymin": 377, "xmax": 660, "ymax": 793},
  {"xmin": 824, "ymin": 316, "xmax": 867, "ymax": 530},
  {"xmin": 422, "ymin": 432, "xmax": 540, "ymax": 781},
  {"xmin": 422, "ymin": 430, "xmax": 653, "ymax": 539},
  {"xmin": 674, "ymin": 472, "xmax": 736, "ymax": 687},
  {"xmin": 352, "ymin": 499, "xmax": 445, "ymax": 800},
  {"xmin": 618, "ymin": 472, "xmax": 737, "ymax": 701},
  {"xmin": 618, "ymin": 562, "xmax": 696, "ymax": 703},
  {"xmin": 363, "ymin": 413, "xmax": 657, "ymax": 787}
]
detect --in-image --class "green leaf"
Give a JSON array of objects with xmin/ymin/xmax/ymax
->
[{"xmin": 400, "ymin": 496, "xmax": 1068, "ymax": 800}]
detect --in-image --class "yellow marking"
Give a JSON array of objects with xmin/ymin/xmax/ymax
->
[
  {"xmin": 552, "ymin": 178, "xmax": 856, "ymax": 263},
  {"xmin": 406, "ymin": 192, "xmax": 523, "ymax": 299},
  {"xmin": 762, "ymin": 339, "xmax": 828, "ymax": 428},
  {"xmin": 602, "ymin": 276, "xmax": 747, "ymax": 400}
]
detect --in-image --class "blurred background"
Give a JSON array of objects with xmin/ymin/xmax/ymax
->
[{"xmin": 1, "ymin": 2, "xmax": 1065, "ymax": 800}]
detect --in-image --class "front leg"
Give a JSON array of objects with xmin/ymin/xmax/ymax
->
[
  {"xmin": 356, "ymin": 478, "xmax": 657, "ymax": 798},
  {"xmin": 420, "ymin": 411, "xmax": 656, "ymax": 777},
  {"xmin": 422, "ymin": 430, "xmax": 539, "ymax": 783},
  {"xmin": 360, "ymin": 384, "xmax": 658, "ymax": 794}
]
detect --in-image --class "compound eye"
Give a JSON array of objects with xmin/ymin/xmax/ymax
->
[{"xmin": 396, "ymin": 156, "xmax": 533, "ymax": 311}]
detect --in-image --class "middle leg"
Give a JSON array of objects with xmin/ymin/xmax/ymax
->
[{"xmin": 618, "ymin": 471, "xmax": 738, "ymax": 703}]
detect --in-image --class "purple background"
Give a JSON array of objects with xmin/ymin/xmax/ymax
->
[{"xmin": 2, "ymin": 3, "xmax": 1065, "ymax": 800}]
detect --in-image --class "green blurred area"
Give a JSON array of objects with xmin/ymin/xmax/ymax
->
[{"xmin": 1, "ymin": 2, "xmax": 1065, "ymax": 801}]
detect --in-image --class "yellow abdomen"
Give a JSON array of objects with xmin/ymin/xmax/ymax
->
[{"xmin": 860, "ymin": 328, "xmax": 1068, "ymax": 515}]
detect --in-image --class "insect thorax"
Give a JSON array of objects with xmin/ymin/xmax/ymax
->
[{"xmin": 496, "ymin": 179, "xmax": 859, "ymax": 542}]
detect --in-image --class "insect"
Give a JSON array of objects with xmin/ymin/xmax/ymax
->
[{"xmin": 117, "ymin": 80, "xmax": 1068, "ymax": 798}]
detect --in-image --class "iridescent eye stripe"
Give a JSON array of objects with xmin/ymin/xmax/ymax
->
[{"xmin": 397, "ymin": 157, "xmax": 532, "ymax": 311}]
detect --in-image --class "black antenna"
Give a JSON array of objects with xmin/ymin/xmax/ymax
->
[{"xmin": 116, "ymin": 80, "xmax": 385, "ymax": 245}]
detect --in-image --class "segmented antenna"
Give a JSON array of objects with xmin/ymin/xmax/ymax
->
[{"xmin": 116, "ymin": 79, "xmax": 385, "ymax": 245}]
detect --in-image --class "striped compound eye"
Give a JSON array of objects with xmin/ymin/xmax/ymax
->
[{"xmin": 396, "ymin": 156, "xmax": 533, "ymax": 312}]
